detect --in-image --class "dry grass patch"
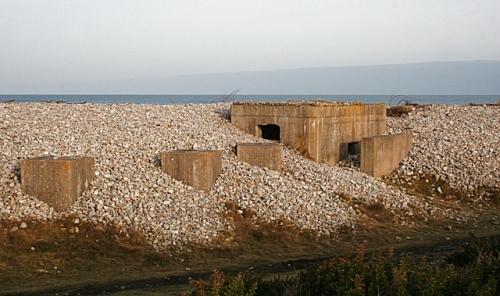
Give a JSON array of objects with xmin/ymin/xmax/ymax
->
[
  {"xmin": 359, "ymin": 202, "xmax": 395, "ymax": 223},
  {"xmin": 220, "ymin": 201, "xmax": 320, "ymax": 246},
  {"xmin": 0, "ymin": 217, "xmax": 172, "ymax": 293},
  {"xmin": 387, "ymin": 105, "xmax": 414, "ymax": 117},
  {"xmin": 385, "ymin": 173, "xmax": 498, "ymax": 204}
]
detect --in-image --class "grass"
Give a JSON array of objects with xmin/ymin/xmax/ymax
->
[
  {"xmin": 358, "ymin": 202, "xmax": 394, "ymax": 223},
  {"xmin": 386, "ymin": 105, "xmax": 414, "ymax": 117},
  {"xmin": 189, "ymin": 237, "xmax": 500, "ymax": 296},
  {"xmin": 384, "ymin": 173, "xmax": 500, "ymax": 210},
  {"xmin": 0, "ymin": 184, "xmax": 498, "ymax": 295},
  {"xmin": 386, "ymin": 99, "xmax": 425, "ymax": 117},
  {"xmin": 0, "ymin": 205, "xmax": 337, "ymax": 295},
  {"xmin": 0, "ymin": 217, "xmax": 173, "ymax": 294}
]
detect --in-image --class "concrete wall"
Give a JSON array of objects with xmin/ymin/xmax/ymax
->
[
  {"xmin": 361, "ymin": 134, "xmax": 412, "ymax": 178},
  {"xmin": 231, "ymin": 102, "xmax": 386, "ymax": 164},
  {"xmin": 20, "ymin": 156, "xmax": 95, "ymax": 211},
  {"xmin": 236, "ymin": 143, "xmax": 282, "ymax": 170},
  {"xmin": 160, "ymin": 150, "xmax": 222, "ymax": 191}
]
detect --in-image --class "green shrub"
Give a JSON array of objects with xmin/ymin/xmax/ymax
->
[
  {"xmin": 191, "ymin": 239, "xmax": 499, "ymax": 296},
  {"xmin": 191, "ymin": 270, "xmax": 257, "ymax": 296}
]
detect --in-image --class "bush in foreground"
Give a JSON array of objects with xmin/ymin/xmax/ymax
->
[{"xmin": 189, "ymin": 239, "xmax": 499, "ymax": 296}]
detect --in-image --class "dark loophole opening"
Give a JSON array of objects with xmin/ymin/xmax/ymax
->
[
  {"xmin": 258, "ymin": 124, "xmax": 280, "ymax": 141},
  {"xmin": 340, "ymin": 141, "xmax": 361, "ymax": 167},
  {"xmin": 348, "ymin": 142, "xmax": 361, "ymax": 157}
]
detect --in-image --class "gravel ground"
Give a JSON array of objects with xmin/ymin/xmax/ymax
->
[
  {"xmin": 0, "ymin": 102, "xmax": 491, "ymax": 249},
  {"xmin": 387, "ymin": 104, "xmax": 500, "ymax": 193}
]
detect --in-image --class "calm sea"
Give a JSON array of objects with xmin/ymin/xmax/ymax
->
[{"xmin": 0, "ymin": 95, "xmax": 498, "ymax": 105}]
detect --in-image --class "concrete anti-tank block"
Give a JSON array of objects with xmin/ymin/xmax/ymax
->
[
  {"xmin": 160, "ymin": 150, "xmax": 222, "ymax": 191},
  {"xmin": 236, "ymin": 143, "xmax": 282, "ymax": 170},
  {"xmin": 20, "ymin": 156, "xmax": 95, "ymax": 211},
  {"xmin": 361, "ymin": 134, "xmax": 412, "ymax": 178}
]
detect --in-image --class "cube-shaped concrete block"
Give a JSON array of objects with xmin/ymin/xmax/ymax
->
[
  {"xmin": 20, "ymin": 156, "xmax": 95, "ymax": 211},
  {"xmin": 361, "ymin": 134, "xmax": 412, "ymax": 178},
  {"xmin": 236, "ymin": 143, "xmax": 282, "ymax": 170},
  {"xmin": 160, "ymin": 150, "xmax": 222, "ymax": 191}
]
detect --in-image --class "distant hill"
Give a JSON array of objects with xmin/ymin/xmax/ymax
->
[
  {"xmin": 101, "ymin": 61, "xmax": 500, "ymax": 95},
  {"xmin": 4, "ymin": 61, "xmax": 500, "ymax": 94}
]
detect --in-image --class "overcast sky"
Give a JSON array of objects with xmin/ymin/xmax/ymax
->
[{"xmin": 1, "ymin": 0, "xmax": 500, "ymax": 92}]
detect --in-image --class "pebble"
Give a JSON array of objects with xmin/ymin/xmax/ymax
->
[
  {"xmin": 387, "ymin": 105, "xmax": 499, "ymax": 193},
  {"xmin": 0, "ymin": 102, "xmax": 496, "ymax": 250}
]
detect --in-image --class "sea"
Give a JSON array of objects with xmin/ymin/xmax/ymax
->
[{"xmin": 0, "ymin": 94, "xmax": 498, "ymax": 105}]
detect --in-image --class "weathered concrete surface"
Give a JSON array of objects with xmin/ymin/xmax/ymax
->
[
  {"xmin": 231, "ymin": 101, "xmax": 386, "ymax": 164},
  {"xmin": 361, "ymin": 134, "xmax": 412, "ymax": 178},
  {"xmin": 20, "ymin": 156, "xmax": 95, "ymax": 211},
  {"xmin": 237, "ymin": 143, "xmax": 282, "ymax": 170},
  {"xmin": 160, "ymin": 150, "xmax": 222, "ymax": 191}
]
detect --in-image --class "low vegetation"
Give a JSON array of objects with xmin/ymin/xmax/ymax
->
[
  {"xmin": 189, "ymin": 238, "xmax": 499, "ymax": 296},
  {"xmin": 385, "ymin": 173, "xmax": 500, "ymax": 208},
  {"xmin": 386, "ymin": 105, "xmax": 415, "ymax": 117},
  {"xmin": 0, "ymin": 217, "xmax": 172, "ymax": 293},
  {"xmin": 386, "ymin": 95, "xmax": 420, "ymax": 117},
  {"xmin": 0, "ymin": 201, "xmax": 497, "ymax": 294}
]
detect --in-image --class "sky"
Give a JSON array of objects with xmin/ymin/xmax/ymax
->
[{"xmin": 1, "ymin": 0, "xmax": 500, "ymax": 93}]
